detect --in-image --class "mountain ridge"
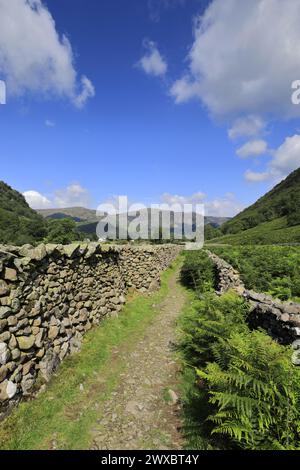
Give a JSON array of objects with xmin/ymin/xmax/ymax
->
[{"xmin": 37, "ymin": 207, "xmax": 231, "ymax": 228}]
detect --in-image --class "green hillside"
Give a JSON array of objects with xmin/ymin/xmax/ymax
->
[
  {"xmin": 0, "ymin": 181, "xmax": 47, "ymax": 245},
  {"xmin": 37, "ymin": 206, "xmax": 97, "ymax": 223},
  {"xmin": 208, "ymin": 168, "xmax": 300, "ymax": 245},
  {"xmin": 222, "ymin": 168, "xmax": 300, "ymax": 235},
  {"xmin": 207, "ymin": 217, "xmax": 300, "ymax": 245}
]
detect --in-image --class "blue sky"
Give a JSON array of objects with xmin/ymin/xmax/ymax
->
[{"xmin": 1, "ymin": 0, "xmax": 300, "ymax": 216}]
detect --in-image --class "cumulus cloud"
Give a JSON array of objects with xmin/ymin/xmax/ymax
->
[
  {"xmin": 138, "ymin": 40, "xmax": 168, "ymax": 77},
  {"xmin": 245, "ymin": 134, "xmax": 300, "ymax": 183},
  {"xmin": 170, "ymin": 0, "xmax": 300, "ymax": 119},
  {"xmin": 54, "ymin": 183, "xmax": 91, "ymax": 208},
  {"xmin": 204, "ymin": 193, "xmax": 244, "ymax": 218},
  {"xmin": 73, "ymin": 76, "xmax": 95, "ymax": 109},
  {"xmin": 23, "ymin": 190, "xmax": 51, "ymax": 209},
  {"xmin": 161, "ymin": 191, "xmax": 206, "ymax": 206},
  {"xmin": 170, "ymin": 77, "xmax": 200, "ymax": 104},
  {"xmin": 228, "ymin": 116, "xmax": 266, "ymax": 140},
  {"xmin": 270, "ymin": 134, "xmax": 300, "ymax": 175},
  {"xmin": 0, "ymin": 0, "xmax": 95, "ymax": 107},
  {"xmin": 23, "ymin": 183, "xmax": 91, "ymax": 209},
  {"xmin": 236, "ymin": 140, "xmax": 268, "ymax": 159},
  {"xmin": 244, "ymin": 170, "xmax": 270, "ymax": 183},
  {"xmin": 160, "ymin": 192, "xmax": 243, "ymax": 217}
]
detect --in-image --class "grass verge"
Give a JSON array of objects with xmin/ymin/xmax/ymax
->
[{"xmin": 0, "ymin": 256, "xmax": 182, "ymax": 450}]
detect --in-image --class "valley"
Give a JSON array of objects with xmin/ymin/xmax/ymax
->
[
  {"xmin": 3, "ymin": 0, "xmax": 300, "ymax": 455},
  {"xmin": 1, "ymin": 169, "xmax": 300, "ymax": 451}
]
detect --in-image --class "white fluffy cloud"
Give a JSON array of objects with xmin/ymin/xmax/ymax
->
[
  {"xmin": 244, "ymin": 170, "xmax": 270, "ymax": 183},
  {"xmin": 73, "ymin": 76, "xmax": 95, "ymax": 109},
  {"xmin": 271, "ymin": 135, "xmax": 300, "ymax": 175},
  {"xmin": 138, "ymin": 40, "xmax": 167, "ymax": 77},
  {"xmin": 161, "ymin": 191, "xmax": 206, "ymax": 206},
  {"xmin": 245, "ymin": 134, "xmax": 300, "ymax": 183},
  {"xmin": 170, "ymin": 0, "xmax": 300, "ymax": 119},
  {"xmin": 54, "ymin": 183, "xmax": 91, "ymax": 208},
  {"xmin": 23, "ymin": 183, "xmax": 91, "ymax": 209},
  {"xmin": 0, "ymin": 0, "xmax": 95, "ymax": 106},
  {"xmin": 23, "ymin": 190, "xmax": 51, "ymax": 209},
  {"xmin": 236, "ymin": 140, "xmax": 268, "ymax": 159},
  {"xmin": 204, "ymin": 193, "xmax": 244, "ymax": 218},
  {"xmin": 228, "ymin": 116, "xmax": 266, "ymax": 140},
  {"xmin": 160, "ymin": 192, "xmax": 243, "ymax": 217}
]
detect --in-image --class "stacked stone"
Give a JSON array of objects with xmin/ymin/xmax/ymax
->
[
  {"xmin": 206, "ymin": 251, "xmax": 245, "ymax": 295},
  {"xmin": 206, "ymin": 250, "xmax": 300, "ymax": 350},
  {"xmin": 244, "ymin": 290, "xmax": 300, "ymax": 346},
  {"xmin": 119, "ymin": 245, "xmax": 179, "ymax": 292},
  {"xmin": 0, "ymin": 242, "xmax": 181, "ymax": 412}
]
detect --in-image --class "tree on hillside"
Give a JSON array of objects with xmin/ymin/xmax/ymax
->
[
  {"xmin": 0, "ymin": 208, "xmax": 47, "ymax": 246},
  {"xmin": 45, "ymin": 219, "xmax": 83, "ymax": 244},
  {"xmin": 205, "ymin": 223, "xmax": 221, "ymax": 240}
]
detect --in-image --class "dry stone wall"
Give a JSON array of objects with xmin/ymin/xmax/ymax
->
[
  {"xmin": 0, "ymin": 242, "xmax": 181, "ymax": 413},
  {"xmin": 207, "ymin": 250, "xmax": 300, "ymax": 350}
]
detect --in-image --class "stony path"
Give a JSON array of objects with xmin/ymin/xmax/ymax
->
[{"xmin": 90, "ymin": 265, "xmax": 187, "ymax": 450}]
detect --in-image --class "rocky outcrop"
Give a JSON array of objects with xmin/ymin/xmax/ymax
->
[
  {"xmin": 0, "ymin": 242, "xmax": 181, "ymax": 413},
  {"xmin": 206, "ymin": 250, "xmax": 300, "ymax": 348}
]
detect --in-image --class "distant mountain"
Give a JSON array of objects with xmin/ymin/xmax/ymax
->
[
  {"xmin": 0, "ymin": 181, "xmax": 47, "ymax": 245},
  {"xmin": 208, "ymin": 168, "xmax": 300, "ymax": 245},
  {"xmin": 37, "ymin": 207, "xmax": 97, "ymax": 223},
  {"xmin": 38, "ymin": 206, "xmax": 230, "ymax": 238},
  {"xmin": 205, "ymin": 216, "xmax": 231, "ymax": 227},
  {"xmin": 0, "ymin": 182, "xmax": 231, "ymax": 246},
  {"xmin": 38, "ymin": 207, "xmax": 229, "ymax": 226}
]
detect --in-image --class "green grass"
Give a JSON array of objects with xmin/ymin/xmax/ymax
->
[
  {"xmin": 0, "ymin": 257, "xmax": 182, "ymax": 450},
  {"xmin": 161, "ymin": 387, "xmax": 173, "ymax": 404},
  {"xmin": 207, "ymin": 217, "xmax": 300, "ymax": 245}
]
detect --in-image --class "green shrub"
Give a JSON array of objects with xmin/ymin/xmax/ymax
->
[
  {"xmin": 0, "ymin": 208, "xmax": 47, "ymax": 246},
  {"xmin": 199, "ymin": 330, "xmax": 300, "ymax": 449},
  {"xmin": 287, "ymin": 211, "xmax": 300, "ymax": 227},
  {"xmin": 205, "ymin": 224, "xmax": 221, "ymax": 241},
  {"xmin": 180, "ymin": 292, "xmax": 249, "ymax": 367},
  {"xmin": 45, "ymin": 219, "xmax": 83, "ymax": 244},
  {"xmin": 179, "ymin": 251, "xmax": 300, "ymax": 450},
  {"xmin": 181, "ymin": 250, "xmax": 215, "ymax": 293},
  {"xmin": 210, "ymin": 245, "xmax": 300, "ymax": 302}
]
